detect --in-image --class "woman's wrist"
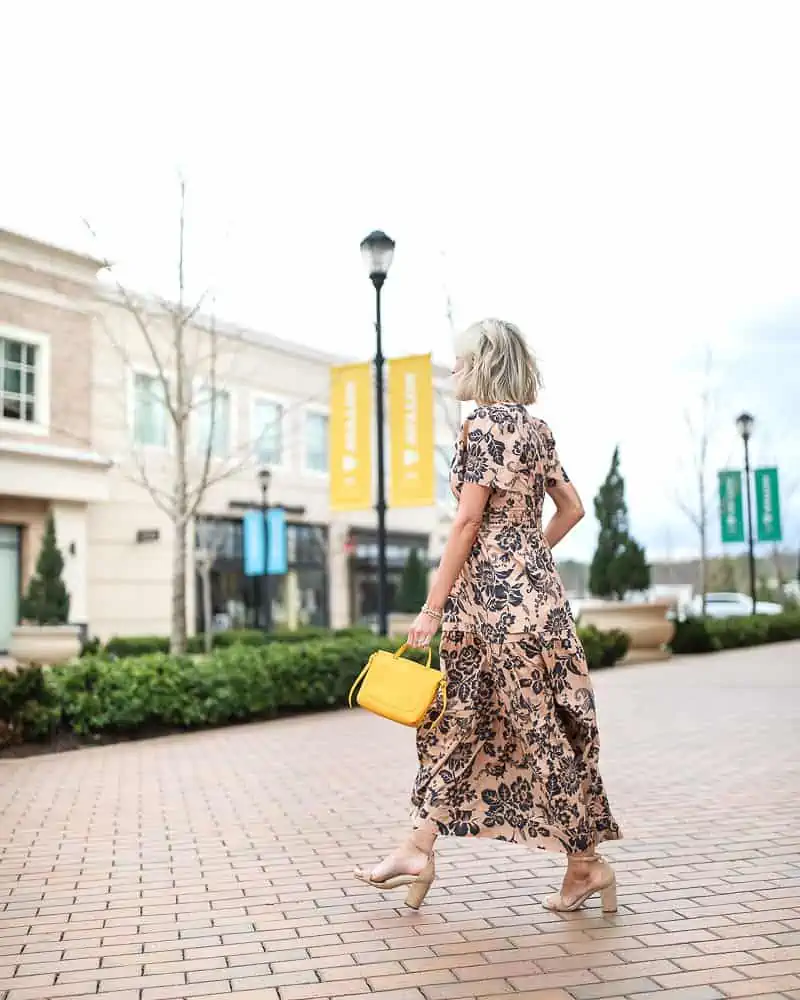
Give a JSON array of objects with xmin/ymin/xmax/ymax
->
[{"xmin": 421, "ymin": 602, "xmax": 444, "ymax": 620}]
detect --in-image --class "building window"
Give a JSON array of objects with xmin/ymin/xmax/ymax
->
[
  {"xmin": 287, "ymin": 523, "xmax": 328, "ymax": 565},
  {"xmin": 196, "ymin": 386, "xmax": 231, "ymax": 457},
  {"xmin": 195, "ymin": 517, "xmax": 240, "ymax": 559},
  {"xmin": 253, "ymin": 398, "xmax": 284, "ymax": 465},
  {"xmin": 0, "ymin": 336, "xmax": 38, "ymax": 424},
  {"xmin": 305, "ymin": 411, "xmax": 328, "ymax": 473},
  {"xmin": 133, "ymin": 373, "xmax": 168, "ymax": 446},
  {"xmin": 193, "ymin": 517, "xmax": 329, "ymax": 631}
]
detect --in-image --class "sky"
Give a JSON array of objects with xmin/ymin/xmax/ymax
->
[{"xmin": 2, "ymin": 1, "xmax": 799, "ymax": 561}]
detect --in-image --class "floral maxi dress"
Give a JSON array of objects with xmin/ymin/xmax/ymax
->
[{"xmin": 411, "ymin": 403, "xmax": 621, "ymax": 855}]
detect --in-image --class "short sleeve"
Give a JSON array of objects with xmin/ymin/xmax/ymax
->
[
  {"xmin": 458, "ymin": 406, "xmax": 519, "ymax": 491},
  {"xmin": 540, "ymin": 420, "xmax": 570, "ymax": 488}
]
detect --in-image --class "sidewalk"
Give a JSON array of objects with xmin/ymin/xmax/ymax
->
[{"xmin": 1, "ymin": 642, "xmax": 799, "ymax": 1000}]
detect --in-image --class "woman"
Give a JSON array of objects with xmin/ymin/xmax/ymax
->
[{"xmin": 355, "ymin": 318, "xmax": 621, "ymax": 912}]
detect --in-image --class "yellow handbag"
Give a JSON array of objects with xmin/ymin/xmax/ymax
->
[{"xmin": 348, "ymin": 643, "xmax": 447, "ymax": 728}]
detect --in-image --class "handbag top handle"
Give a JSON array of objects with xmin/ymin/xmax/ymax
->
[{"xmin": 392, "ymin": 642, "xmax": 433, "ymax": 669}]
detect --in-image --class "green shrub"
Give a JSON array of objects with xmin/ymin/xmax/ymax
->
[
  {"xmin": 598, "ymin": 628, "xmax": 630, "ymax": 667},
  {"xmin": 10, "ymin": 624, "xmax": 631, "ymax": 747},
  {"xmin": 100, "ymin": 626, "xmax": 375, "ymax": 658},
  {"xmin": 670, "ymin": 617, "xmax": 718, "ymax": 655},
  {"xmin": 765, "ymin": 613, "xmax": 800, "ymax": 642},
  {"xmin": 102, "ymin": 635, "xmax": 171, "ymax": 657},
  {"xmin": 577, "ymin": 626, "xmax": 603, "ymax": 668},
  {"xmin": 575, "ymin": 625, "xmax": 629, "ymax": 668},
  {"xmin": 50, "ymin": 634, "xmax": 389, "ymax": 738},
  {"xmin": 0, "ymin": 666, "xmax": 60, "ymax": 746},
  {"xmin": 80, "ymin": 635, "xmax": 102, "ymax": 657},
  {"xmin": 670, "ymin": 612, "xmax": 800, "ymax": 654}
]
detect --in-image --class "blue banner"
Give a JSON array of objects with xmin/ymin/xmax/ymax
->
[{"xmin": 243, "ymin": 509, "xmax": 288, "ymax": 576}]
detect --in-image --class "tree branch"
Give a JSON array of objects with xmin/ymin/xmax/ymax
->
[
  {"xmin": 83, "ymin": 219, "xmax": 181, "ymax": 427},
  {"xmin": 189, "ymin": 304, "xmax": 220, "ymax": 515}
]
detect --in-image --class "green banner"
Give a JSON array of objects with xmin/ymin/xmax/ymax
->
[
  {"xmin": 718, "ymin": 469, "xmax": 745, "ymax": 544},
  {"xmin": 755, "ymin": 467, "xmax": 782, "ymax": 543}
]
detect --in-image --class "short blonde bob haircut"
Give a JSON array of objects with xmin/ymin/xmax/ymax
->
[{"xmin": 453, "ymin": 318, "xmax": 542, "ymax": 405}]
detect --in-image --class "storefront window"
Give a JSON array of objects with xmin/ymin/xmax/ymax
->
[
  {"xmin": 195, "ymin": 517, "xmax": 329, "ymax": 632},
  {"xmin": 347, "ymin": 530, "xmax": 429, "ymax": 625}
]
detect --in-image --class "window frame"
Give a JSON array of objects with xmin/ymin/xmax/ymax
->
[
  {"xmin": 303, "ymin": 405, "xmax": 330, "ymax": 477},
  {"xmin": 0, "ymin": 325, "xmax": 50, "ymax": 437},
  {"xmin": 129, "ymin": 368, "xmax": 171, "ymax": 451},
  {"xmin": 193, "ymin": 380, "xmax": 235, "ymax": 460},
  {"xmin": 251, "ymin": 392, "xmax": 291, "ymax": 470}
]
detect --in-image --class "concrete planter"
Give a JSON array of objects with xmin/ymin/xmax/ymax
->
[
  {"xmin": 579, "ymin": 600, "xmax": 676, "ymax": 664},
  {"xmin": 9, "ymin": 625, "xmax": 81, "ymax": 666}
]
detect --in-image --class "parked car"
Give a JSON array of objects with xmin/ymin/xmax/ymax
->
[{"xmin": 689, "ymin": 592, "xmax": 783, "ymax": 619}]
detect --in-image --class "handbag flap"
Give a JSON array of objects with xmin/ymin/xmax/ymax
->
[{"xmin": 358, "ymin": 650, "xmax": 441, "ymax": 719}]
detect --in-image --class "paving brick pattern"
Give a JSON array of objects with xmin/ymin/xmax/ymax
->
[{"xmin": 1, "ymin": 642, "xmax": 799, "ymax": 1000}]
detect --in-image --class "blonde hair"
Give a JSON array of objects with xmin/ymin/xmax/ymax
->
[{"xmin": 453, "ymin": 318, "xmax": 542, "ymax": 405}]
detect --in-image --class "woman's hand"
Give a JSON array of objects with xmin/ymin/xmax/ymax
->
[{"xmin": 407, "ymin": 611, "xmax": 440, "ymax": 649}]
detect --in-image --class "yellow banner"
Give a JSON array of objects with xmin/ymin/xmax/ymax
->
[
  {"xmin": 329, "ymin": 362, "xmax": 373, "ymax": 511},
  {"xmin": 388, "ymin": 353, "xmax": 435, "ymax": 508}
]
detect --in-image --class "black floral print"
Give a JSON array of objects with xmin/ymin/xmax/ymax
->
[
  {"xmin": 443, "ymin": 405, "xmax": 578, "ymax": 640},
  {"xmin": 411, "ymin": 632, "xmax": 621, "ymax": 854},
  {"xmin": 411, "ymin": 405, "xmax": 621, "ymax": 855}
]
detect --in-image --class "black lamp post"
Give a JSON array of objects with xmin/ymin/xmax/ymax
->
[
  {"xmin": 360, "ymin": 230, "xmax": 395, "ymax": 636},
  {"xmin": 258, "ymin": 466, "xmax": 272, "ymax": 631},
  {"xmin": 736, "ymin": 412, "xmax": 757, "ymax": 614}
]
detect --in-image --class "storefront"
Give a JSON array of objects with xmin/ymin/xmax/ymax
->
[
  {"xmin": 347, "ymin": 528, "xmax": 430, "ymax": 626},
  {"xmin": 195, "ymin": 516, "xmax": 329, "ymax": 633}
]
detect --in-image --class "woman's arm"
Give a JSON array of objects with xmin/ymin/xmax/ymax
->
[
  {"xmin": 407, "ymin": 482, "xmax": 490, "ymax": 647},
  {"xmin": 544, "ymin": 481, "xmax": 585, "ymax": 549},
  {"xmin": 426, "ymin": 483, "xmax": 491, "ymax": 610}
]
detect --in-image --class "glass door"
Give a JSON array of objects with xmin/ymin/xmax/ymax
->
[{"xmin": 0, "ymin": 525, "xmax": 20, "ymax": 652}]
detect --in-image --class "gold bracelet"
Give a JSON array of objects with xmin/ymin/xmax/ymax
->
[{"xmin": 422, "ymin": 603, "xmax": 443, "ymax": 620}]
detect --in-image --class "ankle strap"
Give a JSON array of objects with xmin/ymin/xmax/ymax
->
[{"xmin": 409, "ymin": 829, "xmax": 436, "ymax": 855}]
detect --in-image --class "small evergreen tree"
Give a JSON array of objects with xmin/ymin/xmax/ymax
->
[
  {"xmin": 396, "ymin": 549, "xmax": 429, "ymax": 613},
  {"xmin": 19, "ymin": 513, "xmax": 70, "ymax": 625},
  {"xmin": 589, "ymin": 447, "xmax": 650, "ymax": 599}
]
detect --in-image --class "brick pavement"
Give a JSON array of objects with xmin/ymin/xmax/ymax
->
[{"xmin": 1, "ymin": 642, "xmax": 799, "ymax": 1000}]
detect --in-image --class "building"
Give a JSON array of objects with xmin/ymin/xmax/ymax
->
[
  {"xmin": 0, "ymin": 228, "xmax": 459, "ymax": 649},
  {"xmin": 0, "ymin": 230, "xmax": 110, "ymax": 651}
]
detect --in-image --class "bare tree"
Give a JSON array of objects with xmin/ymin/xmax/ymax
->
[
  {"xmin": 87, "ymin": 180, "xmax": 223, "ymax": 653},
  {"xmin": 86, "ymin": 180, "xmax": 319, "ymax": 653},
  {"xmin": 194, "ymin": 519, "xmax": 229, "ymax": 654},
  {"xmin": 675, "ymin": 348, "xmax": 715, "ymax": 616}
]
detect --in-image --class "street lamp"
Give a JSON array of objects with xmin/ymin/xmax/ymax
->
[
  {"xmin": 258, "ymin": 466, "xmax": 272, "ymax": 631},
  {"xmin": 736, "ymin": 412, "xmax": 757, "ymax": 614},
  {"xmin": 360, "ymin": 230, "xmax": 395, "ymax": 636}
]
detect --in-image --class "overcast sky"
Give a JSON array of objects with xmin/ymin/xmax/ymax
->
[{"xmin": 3, "ymin": 1, "xmax": 799, "ymax": 561}]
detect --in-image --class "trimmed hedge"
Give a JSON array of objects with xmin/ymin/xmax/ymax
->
[
  {"xmin": 98, "ymin": 626, "xmax": 371, "ymax": 658},
  {"xmin": 670, "ymin": 611, "xmax": 800, "ymax": 654},
  {"xmin": 580, "ymin": 625, "xmax": 630, "ymax": 668},
  {"xmin": 2, "ymin": 627, "xmax": 631, "ymax": 748},
  {"xmin": 51, "ymin": 635, "xmax": 388, "ymax": 738}
]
